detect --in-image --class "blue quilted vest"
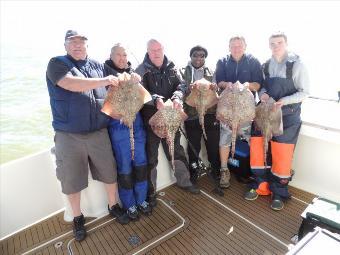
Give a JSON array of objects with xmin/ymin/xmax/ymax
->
[{"xmin": 46, "ymin": 56, "xmax": 109, "ymax": 133}]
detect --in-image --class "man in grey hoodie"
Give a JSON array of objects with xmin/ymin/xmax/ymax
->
[{"xmin": 245, "ymin": 32, "xmax": 309, "ymax": 211}]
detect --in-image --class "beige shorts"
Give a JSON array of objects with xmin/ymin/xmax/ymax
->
[
  {"xmin": 54, "ymin": 128, "xmax": 117, "ymax": 194},
  {"xmin": 219, "ymin": 122, "xmax": 251, "ymax": 147}
]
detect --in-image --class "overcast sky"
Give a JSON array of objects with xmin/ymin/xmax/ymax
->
[{"xmin": 1, "ymin": 1, "xmax": 340, "ymax": 98}]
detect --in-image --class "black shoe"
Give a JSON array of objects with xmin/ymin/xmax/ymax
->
[
  {"xmin": 147, "ymin": 193, "xmax": 158, "ymax": 208},
  {"xmin": 244, "ymin": 189, "xmax": 259, "ymax": 201},
  {"xmin": 236, "ymin": 175, "xmax": 256, "ymax": 184},
  {"xmin": 189, "ymin": 162, "xmax": 200, "ymax": 184},
  {"xmin": 208, "ymin": 169, "xmax": 219, "ymax": 181},
  {"xmin": 179, "ymin": 185, "xmax": 201, "ymax": 194},
  {"xmin": 137, "ymin": 201, "xmax": 152, "ymax": 216},
  {"xmin": 213, "ymin": 186, "xmax": 225, "ymax": 196},
  {"xmin": 271, "ymin": 199, "xmax": 284, "ymax": 211},
  {"xmin": 73, "ymin": 214, "xmax": 86, "ymax": 242},
  {"xmin": 190, "ymin": 171, "xmax": 200, "ymax": 184},
  {"xmin": 108, "ymin": 204, "xmax": 130, "ymax": 225},
  {"xmin": 127, "ymin": 205, "xmax": 139, "ymax": 221}
]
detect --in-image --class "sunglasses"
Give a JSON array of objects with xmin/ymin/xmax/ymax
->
[{"xmin": 192, "ymin": 53, "xmax": 206, "ymax": 58}]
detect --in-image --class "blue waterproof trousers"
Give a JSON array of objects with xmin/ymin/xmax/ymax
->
[{"xmin": 108, "ymin": 113, "xmax": 148, "ymax": 209}]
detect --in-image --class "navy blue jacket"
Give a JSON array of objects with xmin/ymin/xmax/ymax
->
[{"xmin": 215, "ymin": 54, "xmax": 263, "ymax": 86}]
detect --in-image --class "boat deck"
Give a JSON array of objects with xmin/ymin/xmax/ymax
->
[{"xmin": 0, "ymin": 174, "xmax": 315, "ymax": 255}]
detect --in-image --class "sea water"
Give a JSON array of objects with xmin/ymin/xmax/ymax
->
[
  {"xmin": 0, "ymin": 44, "xmax": 54, "ymax": 164},
  {"xmin": 1, "ymin": 42, "xmax": 339, "ymax": 165}
]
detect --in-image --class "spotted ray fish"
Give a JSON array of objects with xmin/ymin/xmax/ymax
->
[
  {"xmin": 254, "ymin": 97, "xmax": 283, "ymax": 166},
  {"xmin": 101, "ymin": 72, "xmax": 152, "ymax": 159},
  {"xmin": 185, "ymin": 78, "xmax": 218, "ymax": 139},
  {"xmin": 216, "ymin": 81, "xmax": 255, "ymax": 157},
  {"xmin": 149, "ymin": 100, "xmax": 188, "ymax": 170}
]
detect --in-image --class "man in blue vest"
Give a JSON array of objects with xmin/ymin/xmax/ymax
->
[
  {"xmin": 245, "ymin": 32, "xmax": 309, "ymax": 211},
  {"xmin": 46, "ymin": 30, "xmax": 127, "ymax": 242}
]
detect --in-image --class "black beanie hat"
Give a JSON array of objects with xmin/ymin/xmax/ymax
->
[{"xmin": 190, "ymin": 45, "xmax": 208, "ymax": 58}]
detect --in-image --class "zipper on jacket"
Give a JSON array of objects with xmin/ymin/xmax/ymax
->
[{"xmin": 235, "ymin": 61, "xmax": 239, "ymax": 80}]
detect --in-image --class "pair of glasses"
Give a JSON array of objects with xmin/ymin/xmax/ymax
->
[{"xmin": 192, "ymin": 53, "xmax": 205, "ymax": 58}]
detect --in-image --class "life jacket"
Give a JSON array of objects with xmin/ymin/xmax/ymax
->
[
  {"xmin": 180, "ymin": 65, "xmax": 213, "ymax": 85},
  {"xmin": 46, "ymin": 56, "xmax": 109, "ymax": 133},
  {"xmin": 263, "ymin": 58, "xmax": 301, "ymax": 124}
]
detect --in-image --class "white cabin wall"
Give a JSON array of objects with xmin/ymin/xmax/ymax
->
[
  {"xmin": 0, "ymin": 150, "xmax": 64, "ymax": 239},
  {"xmin": 291, "ymin": 125, "xmax": 340, "ymax": 202}
]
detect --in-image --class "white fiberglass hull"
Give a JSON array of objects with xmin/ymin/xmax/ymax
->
[{"xmin": 1, "ymin": 123, "xmax": 340, "ymax": 240}]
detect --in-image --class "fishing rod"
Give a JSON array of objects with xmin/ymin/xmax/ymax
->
[{"xmin": 179, "ymin": 126, "xmax": 224, "ymax": 196}]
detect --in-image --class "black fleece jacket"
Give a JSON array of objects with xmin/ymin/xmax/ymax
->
[{"xmin": 135, "ymin": 54, "xmax": 184, "ymax": 108}]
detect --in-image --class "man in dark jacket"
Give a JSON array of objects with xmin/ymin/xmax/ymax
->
[
  {"xmin": 136, "ymin": 39, "xmax": 200, "ymax": 206},
  {"xmin": 104, "ymin": 43, "xmax": 151, "ymax": 223},
  {"xmin": 180, "ymin": 45, "xmax": 220, "ymax": 184}
]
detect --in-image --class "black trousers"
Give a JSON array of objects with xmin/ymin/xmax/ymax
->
[
  {"xmin": 145, "ymin": 124, "xmax": 188, "ymax": 170},
  {"xmin": 184, "ymin": 114, "xmax": 220, "ymax": 171},
  {"xmin": 144, "ymin": 124, "xmax": 191, "ymax": 193}
]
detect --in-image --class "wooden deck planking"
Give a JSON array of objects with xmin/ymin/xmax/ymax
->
[
  {"xmin": 74, "ymin": 237, "xmax": 89, "ymax": 255},
  {"xmin": 41, "ymin": 221, "xmax": 51, "ymax": 240},
  {"xmin": 13, "ymin": 234, "xmax": 21, "ymax": 254},
  {"xmin": 147, "ymin": 179, "xmax": 290, "ymax": 255},
  {"xmin": 1, "ymin": 175, "xmax": 314, "ymax": 255},
  {"xmin": 47, "ymin": 218, "xmax": 57, "ymax": 237},
  {"xmin": 7, "ymin": 236, "xmax": 14, "ymax": 255},
  {"xmin": 89, "ymin": 231, "xmax": 108, "ymax": 254},
  {"xmin": 169, "ymin": 212, "xmax": 231, "ymax": 254},
  {"xmin": 47, "ymin": 245, "xmax": 56, "ymax": 255},
  {"xmin": 106, "ymin": 224, "xmax": 129, "ymax": 254},
  {"xmin": 0, "ymin": 240, "xmax": 7, "ymax": 255},
  {"xmin": 164, "ymin": 188, "xmax": 271, "ymax": 255},
  {"xmin": 30, "ymin": 226, "xmax": 40, "ymax": 245},
  {"xmin": 165, "ymin": 189, "xmax": 242, "ymax": 254},
  {"xmin": 198, "ymin": 175, "xmax": 314, "ymax": 242},
  {"xmin": 19, "ymin": 231, "xmax": 28, "ymax": 251},
  {"xmin": 149, "ymin": 243, "xmax": 168, "ymax": 255},
  {"xmin": 176, "ymin": 231, "xmax": 207, "ymax": 255},
  {"xmin": 25, "ymin": 229, "xmax": 34, "ymax": 248},
  {"xmin": 66, "ymin": 201, "xmax": 182, "ymax": 255}
]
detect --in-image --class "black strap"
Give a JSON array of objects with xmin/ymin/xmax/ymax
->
[
  {"xmin": 263, "ymin": 60, "xmax": 270, "ymax": 79},
  {"xmin": 286, "ymin": 61, "xmax": 294, "ymax": 80},
  {"xmin": 263, "ymin": 59, "xmax": 295, "ymax": 80}
]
